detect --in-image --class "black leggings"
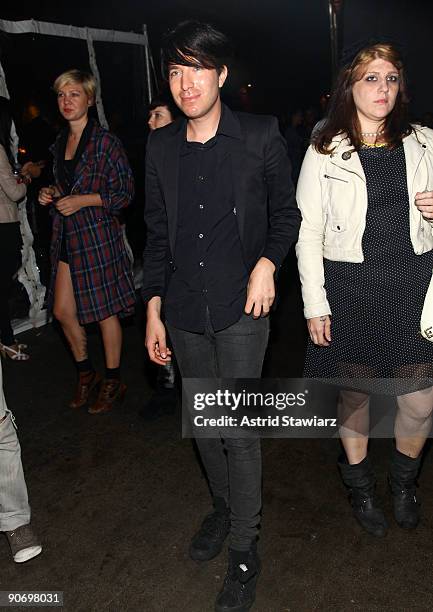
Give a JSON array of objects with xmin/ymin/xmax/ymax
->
[{"xmin": 0, "ymin": 223, "xmax": 22, "ymax": 346}]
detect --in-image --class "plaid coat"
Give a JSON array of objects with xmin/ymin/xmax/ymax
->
[{"xmin": 47, "ymin": 121, "xmax": 136, "ymax": 324}]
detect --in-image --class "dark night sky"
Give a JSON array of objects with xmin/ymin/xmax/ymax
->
[
  {"xmin": 0, "ymin": 0, "xmax": 432, "ymax": 121},
  {"xmin": 0, "ymin": 0, "xmax": 331, "ymax": 119}
]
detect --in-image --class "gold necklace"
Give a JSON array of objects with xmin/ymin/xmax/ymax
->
[{"xmin": 361, "ymin": 140, "xmax": 387, "ymax": 148}]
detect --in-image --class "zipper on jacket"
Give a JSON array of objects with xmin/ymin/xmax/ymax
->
[{"xmin": 324, "ymin": 174, "xmax": 348, "ymax": 183}]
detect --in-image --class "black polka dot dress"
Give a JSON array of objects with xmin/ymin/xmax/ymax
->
[{"xmin": 304, "ymin": 144, "xmax": 433, "ymax": 394}]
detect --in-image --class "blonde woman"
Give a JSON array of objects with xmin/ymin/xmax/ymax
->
[{"xmin": 39, "ymin": 70, "xmax": 135, "ymax": 414}]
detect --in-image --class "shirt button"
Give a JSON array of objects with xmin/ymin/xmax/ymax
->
[
  {"xmin": 199, "ymin": 261, "xmax": 204, "ymax": 267},
  {"xmin": 198, "ymin": 175, "xmax": 205, "ymax": 181},
  {"xmin": 198, "ymin": 233, "xmax": 204, "ymax": 239}
]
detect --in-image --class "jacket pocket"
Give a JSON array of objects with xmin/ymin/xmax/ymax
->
[
  {"xmin": 324, "ymin": 218, "xmax": 346, "ymax": 246},
  {"xmin": 330, "ymin": 219, "xmax": 346, "ymax": 232},
  {"xmin": 324, "ymin": 174, "xmax": 348, "ymax": 183}
]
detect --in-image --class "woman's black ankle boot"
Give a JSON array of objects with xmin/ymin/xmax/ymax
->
[
  {"xmin": 389, "ymin": 447, "xmax": 421, "ymax": 529},
  {"xmin": 338, "ymin": 455, "xmax": 388, "ymax": 537}
]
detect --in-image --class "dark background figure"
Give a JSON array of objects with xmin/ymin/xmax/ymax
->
[
  {"xmin": 421, "ymin": 111, "xmax": 433, "ymax": 129},
  {"xmin": 0, "ymin": 96, "xmax": 42, "ymax": 361},
  {"xmin": 284, "ymin": 108, "xmax": 307, "ymax": 184},
  {"xmin": 19, "ymin": 98, "xmax": 56, "ymax": 287}
]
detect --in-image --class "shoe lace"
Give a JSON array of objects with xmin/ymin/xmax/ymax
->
[{"xmin": 99, "ymin": 381, "xmax": 119, "ymax": 400}]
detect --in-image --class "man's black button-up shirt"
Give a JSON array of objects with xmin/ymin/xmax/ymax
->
[{"xmin": 164, "ymin": 107, "xmax": 249, "ymax": 333}]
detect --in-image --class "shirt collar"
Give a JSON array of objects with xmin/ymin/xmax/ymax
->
[
  {"xmin": 216, "ymin": 104, "xmax": 242, "ymax": 139},
  {"xmin": 180, "ymin": 103, "xmax": 242, "ymax": 144}
]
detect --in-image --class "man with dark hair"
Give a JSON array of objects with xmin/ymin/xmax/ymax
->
[{"xmin": 142, "ymin": 20, "xmax": 300, "ymax": 611}]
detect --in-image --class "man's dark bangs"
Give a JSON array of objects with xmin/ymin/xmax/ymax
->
[{"xmin": 163, "ymin": 44, "xmax": 218, "ymax": 73}]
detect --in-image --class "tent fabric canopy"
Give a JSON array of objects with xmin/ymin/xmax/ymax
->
[{"xmin": 0, "ymin": 18, "xmax": 150, "ymax": 46}]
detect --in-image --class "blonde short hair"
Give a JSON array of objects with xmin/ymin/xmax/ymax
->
[{"xmin": 53, "ymin": 69, "xmax": 96, "ymax": 100}]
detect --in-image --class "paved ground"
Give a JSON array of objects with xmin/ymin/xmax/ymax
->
[{"xmin": 1, "ymin": 256, "xmax": 433, "ymax": 611}]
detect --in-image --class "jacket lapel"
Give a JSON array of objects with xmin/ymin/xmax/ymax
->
[
  {"xmin": 219, "ymin": 108, "xmax": 245, "ymax": 243},
  {"xmin": 72, "ymin": 119, "xmax": 96, "ymax": 179},
  {"xmin": 329, "ymin": 137, "xmax": 366, "ymax": 182},
  {"xmin": 403, "ymin": 130, "xmax": 426, "ymax": 199},
  {"xmin": 163, "ymin": 120, "xmax": 184, "ymax": 256},
  {"xmin": 228, "ymin": 138, "xmax": 246, "ymax": 244}
]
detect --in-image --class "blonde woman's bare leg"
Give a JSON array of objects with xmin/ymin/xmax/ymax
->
[
  {"xmin": 53, "ymin": 262, "xmax": 86, "ymax": 361},
  {"xmin": 89, "ymin": 315, "xmax": 125, "ymax": 415},
  {"xmin": 53, "ymin": 262, "xmax": 100, "ymax": 408},
  {"xmin": 98, "ymin": 315, "xmax": 122, "ymax": 369}
]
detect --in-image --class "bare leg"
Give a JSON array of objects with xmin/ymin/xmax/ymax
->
[
  {"xmin": 98, "ymin": 315, "xmax": 122, "ymax": 369},
  {"xmin": 395, "ymin": 386, "xmax": 433, "ymax": 458},
  {"xmin": 89, "ymin": 316, "xmax": 125, "ymax": 414},
  {"xmin": 338, "ymin": 389, "xmax": 370, "ymax": 464},
  {"xmin": 53, "ymin": 262, "xmax": 87, "ymax": 361}
]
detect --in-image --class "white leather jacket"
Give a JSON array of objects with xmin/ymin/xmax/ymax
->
[{"xmin": 296, "ymin": 126, "xmax": 433, "ymax": 319}]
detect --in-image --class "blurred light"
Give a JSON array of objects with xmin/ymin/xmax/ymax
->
[
  {"xmin": 247, "ymin": 83, "xmax": 252, "ymax": 88},
  {"xmin": 18, "ymin": 147, "xmax": 27, "ymax": 154}
]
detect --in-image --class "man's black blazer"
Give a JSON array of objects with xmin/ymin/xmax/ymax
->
[{"xmin": 142, "ymin": 104, "xmax": 301, "ymax": 303}]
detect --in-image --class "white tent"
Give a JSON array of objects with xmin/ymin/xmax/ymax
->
[{"xmin": 0, "ymin": 18, "xmax": 156, "ymax": 333}]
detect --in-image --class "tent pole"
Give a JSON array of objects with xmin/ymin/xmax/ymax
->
[{"xmin": 142, "ymin": 24, "xmax": 154, "ymax": 104}]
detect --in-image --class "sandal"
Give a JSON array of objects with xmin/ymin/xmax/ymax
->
[{"xmin": 0, "ymin": 343, "xmax": 30, "ymax": 361}]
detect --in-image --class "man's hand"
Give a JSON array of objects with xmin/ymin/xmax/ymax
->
[
  {"xmin": 307, "ymin": 315, "xmax": 331, "ymax": 347},
  {"xmin": 415, "ymin": 191, "xmax": 433, "ymax": 220},
  {"xmin": 145, "ymin": 297, "xmax": 172, "ymax": 365},
  {"xmin": 244, "ymin": 257, "xmax": 276, "ymax": 318},
  {"xmin": 55, "ymin": 195, "xmax": 84, "ymax": 216}
]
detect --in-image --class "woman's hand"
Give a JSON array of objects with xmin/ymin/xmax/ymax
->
[
  {"xmin": 21, "ymin": 160, "xmax": 45, "ymax": 180},
  {"xmin": 38, "ymin": 185, "xmax": 58, "ymax": 205},
  {"xmin": 415, "ymin": 191, "xmax": 433, "ymax": 220},
  {"xmin": 307, "ymin": 315, "xmax": 332, "ymax": 346},
  {"xmin": 55, "ymin": 195, "xmax": 84, "ymax": 216}
]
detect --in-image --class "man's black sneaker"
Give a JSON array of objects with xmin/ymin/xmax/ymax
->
[
  {"xmin": 189, "ymin": 499, "xmax": 230, "ymax": 561},
  {"xmin": 215, "ymin": 546, "xmax": 261, "ymax": 612}
]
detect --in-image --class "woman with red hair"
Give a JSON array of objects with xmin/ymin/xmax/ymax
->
[{"xmin": 297, "ymin": 43, "xmax": 433, "ymax": 537}]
